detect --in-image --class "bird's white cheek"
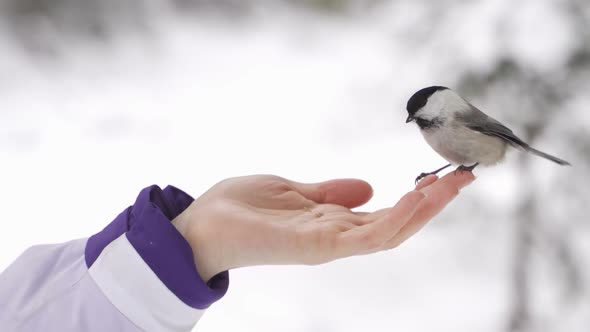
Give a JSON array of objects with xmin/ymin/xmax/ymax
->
[{"xmin": 415, "ymin": 105, "xmax": 443, "ymax": 121}]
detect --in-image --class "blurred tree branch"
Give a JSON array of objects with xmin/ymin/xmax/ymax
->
[{"xmin": 456, "ymin": 1, "xmax": 590, "ymax": 328}]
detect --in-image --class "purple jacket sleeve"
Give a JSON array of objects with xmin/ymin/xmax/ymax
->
[{"xmin": 0, "ymin": 185, "xmax": 229, "ymax": 332}]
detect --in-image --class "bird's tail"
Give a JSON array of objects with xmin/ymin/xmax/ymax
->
[{"xmin": 525, "ymin": 146, "xmax": 571, "ymax": 166}]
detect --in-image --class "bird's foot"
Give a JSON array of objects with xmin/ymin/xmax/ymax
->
[
  {"xmin": 454, "ymin": 163, "xmax": 479, "ymax": 175},
  {"xmin": 415, "ymin": 163, "xmax": 453, "ymax": 185},
  {"xmin": 414, "ymin": 172, "xmax": 432, "ymax": 185}
]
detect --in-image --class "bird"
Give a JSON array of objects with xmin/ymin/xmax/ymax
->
[{"xmin": 405, "ymin": 86, "xmax": 570, "ymax": 184}]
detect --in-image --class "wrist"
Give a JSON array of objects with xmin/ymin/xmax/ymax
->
[{"xmin": 172, "ymin": 203, "xmax": 227, "ymax": 282}]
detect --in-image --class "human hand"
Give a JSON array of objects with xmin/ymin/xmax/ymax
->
[{"xmin": 172, "ymin": 173, "xmax": 475, "ymax": 281}]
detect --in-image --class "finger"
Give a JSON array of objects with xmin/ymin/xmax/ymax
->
[
  {"xmin": 351, "ymin": 175, "xmax": 438, "ymax": 224},
  {"xmin": 421, "ymin": 170, "xmax": 474, "ymax": 196},
  {"xmin": 415, "ymin": 174, "xmax": 438, "ymax": 190},
  {"xmin": 335, "ymin": 190, "xmax": 426, "ymax": 257},
  {"xmin": 291, "ymin": 179, "xmax": 373, "ymax": 208},
  {"xmin": 383, "ymin": 171, "xmax": 475, "ymax": 249},
  {"xmin": 358, "ymin": 207, "xmax": 390, "ymax": 224},
  {"xmin": 393, "ymin": 171, "xmax": 475, "ymax": 243}
]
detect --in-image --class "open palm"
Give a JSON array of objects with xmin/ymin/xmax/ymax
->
[{"xmin": 173, "ymin": 173, "xmax": 474, "ymax": 281}]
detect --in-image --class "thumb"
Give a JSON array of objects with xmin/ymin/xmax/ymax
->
[{"xmin": 289, "ymin": 179, "xmax": 373, "ymax": 208}]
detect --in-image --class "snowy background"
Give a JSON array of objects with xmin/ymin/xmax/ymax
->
[{"xmin": 1, "ymin": 0, "xmax": 589, "ymax": 331}]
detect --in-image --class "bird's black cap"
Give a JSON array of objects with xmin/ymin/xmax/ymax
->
[{"xmin": 406, "ymin": 86, "xmax": 449, "ymax": 117}]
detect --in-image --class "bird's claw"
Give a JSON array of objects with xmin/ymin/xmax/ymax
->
[
  {"xmin": 414, "ymin": 164, "xmax": 453, "ymax": 185},
  {"xmin": 453, "ymin": 166, "xmax": 467, "ymax": 176},
  {"xmin": 414, "ymin": 172, "xmax": 430, "ymax": 185},
  {"xmin": 453, "ymin": 163, "xmax": 479, "ymax": 175}
]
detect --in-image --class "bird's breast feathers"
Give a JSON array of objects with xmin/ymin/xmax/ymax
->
[{"xmin": 421, "ymin": 123, "xmax": 508, "ymax": 166}]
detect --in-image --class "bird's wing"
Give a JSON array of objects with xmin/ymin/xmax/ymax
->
[{"xmin": 457, "ymin": 105, "xmax": 529, "ymax": 149}]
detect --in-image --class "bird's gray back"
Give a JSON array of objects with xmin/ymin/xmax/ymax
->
[{"xmin": 456, "ymin": 104, "xmax": 528, "ymax": 149}]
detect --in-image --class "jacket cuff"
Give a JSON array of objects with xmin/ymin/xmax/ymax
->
[{"xmin": 85, "ymin": 185, "xmax": 229, "ymax": 310}]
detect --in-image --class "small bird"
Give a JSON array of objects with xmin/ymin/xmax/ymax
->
[{"xmin": 405, "ymin": 86, "xmax": 570, "ymax": 183}]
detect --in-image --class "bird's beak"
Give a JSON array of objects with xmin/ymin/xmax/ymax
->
[{"xmin": 405, "ymin": 115, "xmax": 414, "ymax": 123}]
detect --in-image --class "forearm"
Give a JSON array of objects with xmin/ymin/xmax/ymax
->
[{"xmin": 0, "ymin": 185, "xmax": 229, "ymax": 332}]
